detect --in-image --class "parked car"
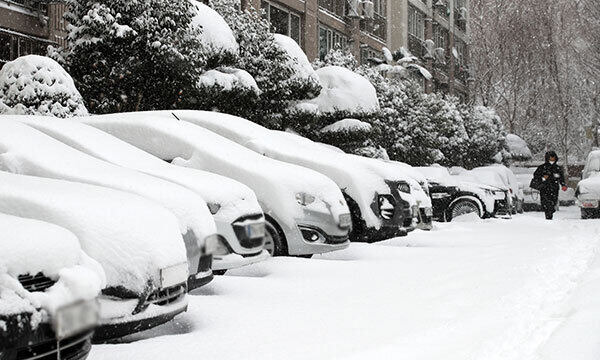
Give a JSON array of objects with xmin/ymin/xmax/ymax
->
[
  {"xmin": 512, "ymin": 167, "xmax": 542, "ymax": 211},
  {"xmin": 450, "ymin": 166, "xmax": 513, "ymax": 216},
  {"xmin": 0, "ymin": 213, "xmax": 102, "ymax": 359},
  {"xmin": 576, "ymin": 150, "xmax": 600, "ymax": 218},
  {"xmin": 165, "ymin": 110, "xmax": 419, "ymax": 241},
  {"xmin": 82, "ymin": 112, "xmax": 351, "ymax": 256},
  {"xmin": 19, "ymin": 116, "xmax": 269, "ymax": 275},
  {"xmin": 417, "ymin": 165, "xmax": 510, "ymax": 221},
  {"xmin": 0, "ymin": 171, "xmax": 190, "ymax": 341},
  {"xmin": 473, "ymin": 165, "xmax": 524, "ymax": 214},
  {"xmin": 0, "ymin": 119, "xmax": 215, "ymax": 290}
]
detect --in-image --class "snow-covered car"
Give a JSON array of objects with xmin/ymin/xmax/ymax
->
[
  {"xmin": 576, "ymin": 150, "xmax": 600, "ymax": 218},
  {"xmin": 0, "ymin": 213, "xmax": 103, "ymax": 359},
  {"xmin": 18, "ymin": 116, "xmax": 269, "ymax": 275},
  {"xmin": 512, "ymin": 167, "xmax": 542, "ymax": 211},
  {"xmin": 82, "ymin": 112, "xmax": 351, "ymax": 256},
  {"xmin": 473, "ymin": 165, "xmax": 524, "ymax": 214},
  {"xmin": 417, "ymin": 165, "xmax": 509, "ymax": 221},
  {"xmin": 169, "ymin": 110, "xmax": 419, "ymax": 241},
  {"xmin": 451, "ymin": 166, "xmax": 513, "ymax": 216},
  {"xmin": 0, "ymin": 119, "xmax": 215, "ymax": 290},
  {"xmin": 0, "ymin": 171, "xmax": 190, "ymax": 341}
]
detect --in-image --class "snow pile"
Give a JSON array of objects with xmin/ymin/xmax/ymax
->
[
  {"xmin": 307, "ymin": 66, "xmax": 379, "ymax": 114},
  {"xmin": 0, "ymin": 171, "xmax": 187, "ymax": 295},
  {"xmin": 171, "ymin": 110, "xmax": 411, "ymax": 228},
  {"xmin": 273, "ymin": 34, "xmax": 318, "ymax": 84},
  {"xmin": 198, "ymin": 68, "xmax": 260, "ymax": 94},
  {"xmin": 505, "ymin": 134, "xmax": 532, "ymax": 160},
  {"xmin": 321, "ymin": 119, "xmax": 372, "ymax": 133},
  {"xmin": 18, "ymin": 115, "xmax": 262, "ymax": 222},
  {"xmin": 190, "ymin": 0, "xmax": 239, "ymax": 56},
  {"xmin": 82, "ymin": 111, "xmax": 349, "ymax": 228},
  {"xmin": 0, "ymin": 119, "xmax": 216, "ymax": 245},
  {"xmin": 0, "ymin": 55, "xmax": 88, "ymax": 118},
  {"xmin": 0, "ymin": 213, "xmax": 104, "ymax": 317}
]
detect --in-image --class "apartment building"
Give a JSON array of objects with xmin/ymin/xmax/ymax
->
[
  {"xmin": 0, "ymin": 1, "xmax": 67, "ymax": 66},
  {"xmin": 251, "ymin": 0, "xmax": 471, "ymax": 99}
]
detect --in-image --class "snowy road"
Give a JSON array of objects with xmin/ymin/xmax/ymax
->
[{"xmin": 90, "ymin": 207, "xmax": 600, "ymax": 360}]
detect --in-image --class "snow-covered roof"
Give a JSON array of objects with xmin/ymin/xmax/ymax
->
[
  {"xmin": 0, "ymin": 119, "xmax": 216, "ymax": 243},
  {"xmin": 190, "ymin": 0, "xmax": 238, "ymax": 55},
  {"xmin": 0, "ymin": 55, "xmax": 88, "ymax": 118},
  {"xmin": 171, "ymin": 110, "xmax": 414, "ymax": 228},
  {"xmin": 273, "ymin": 34, "xmax": 318, "ymax": 84},
  {"xmin": 0, "ymin": 213, "xmax": 104, "ymax": 316},
  {"xmin": 306, "ymin": 66, "xmax": 379, "ymax": 114},
  {"xmin": 82, "ymin": 111, "xmax": 349, "ymax": 224},
  {"xmin": 505, "ymin": 134, "xmax": 532, "ymax": 160},
  {"xmin": 0, "ymin": 171, "xmax": 187, "ymax": 295},
  {"xmin": 19, "ymin": 115, "xmax": 261, "ymax": 221}
]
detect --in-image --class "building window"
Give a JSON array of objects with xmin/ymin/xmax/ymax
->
[
  {"xmin": 318, "ymin": 25, "xmax": 348, "ymax": 60},
  {"xmin": 408, "ymin": 5, "xmax": 425, "ymax": 41},
  {"xmin": 360, "ymin": 45, "xmax": 382, "ymax": 65},
  {"xmin": 318, "ymin": 0, "xmax": 345, "ymax": 18},
  {"xmin": 432, "ymin": 22, "xmax": 448, "ymax": 49},
  {"xmin": 261, "ymin": 1, "xmax": 302, "ymax": 44},
  {"xmin": 454, "ymin": 0, "xmax": 467, "ymax": 32},
  {"xmin": 359, "ymin": 0, "xmax": 387, "ymax": 41}
]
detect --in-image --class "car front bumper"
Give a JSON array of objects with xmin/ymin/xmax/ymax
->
[
  {"xmin": 187, "ymin": 254, "xmax": 213, "ymax": 291},
  {"xmin": 212, "ymin": 215, "xmax": 268, "ymax": 271},
  {"xmin": 213, "ymin": 250, "xmax": 270, "ymax": 271}
]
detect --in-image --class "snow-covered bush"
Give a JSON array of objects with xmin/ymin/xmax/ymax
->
[
  {"xmin": 0, "ymin": 55, "xmax": 88, "ymax": 118},
  {"xmin": 56, "ymin": 0, "xmax": 206, "ymax": 113},
  {"xmin": 190, "ymin": 0, "xmax": 238, "ymax": 68},
  {"xmin": 462, "ymin": 105, "xmax": 506, "ymax": 168},
  {"xmin": 191, "ymin": 67, "xmax": 260, "ymax": 112},
  {"xmin": 211, "ymin": 0, "xmax": 320, "ymax": 126},
  {"xmin": 504, "ymin": 133, "xmax": 532, "ymax": 161}
]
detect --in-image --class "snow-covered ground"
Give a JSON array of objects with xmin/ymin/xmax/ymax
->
[{"xmin": 90, "ymin": 207, "xmax": 600, "ymax": 360}]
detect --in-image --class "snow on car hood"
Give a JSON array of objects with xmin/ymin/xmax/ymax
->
[
  {"xmin": 170, "ymin": 110, "xmax": 405, "ymax": 228},
  {"xmin": 17, "ymin": 115, "xmax": 261, "ymax": 222},
  {"xmin": 0, "ymin": 213, "xmax": 104, "ymax": 317},
  {"xmin": 0, "ymin": 119, "xmax": 216, "ymax": 243},
  {"xmin": 0, "ymin": 171, "xmax": 187, "ymax": 295},
  {"xmin": 82, "ymin": 112, "xmax": 349, "ymax": 223}
]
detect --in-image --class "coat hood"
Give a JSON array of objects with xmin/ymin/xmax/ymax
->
[{"xmin": 545, "ymin": 151, "xmax": 559, "ymax": 163}]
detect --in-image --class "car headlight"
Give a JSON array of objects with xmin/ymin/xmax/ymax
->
[
  {"xmin": 378, "ymin": 194, "xmax": 396, "ymax": 220},
  {"xmin": 207, "ymin": 202, "xmax": 221, "ymax": 215},
  {"xmin": 295, "ymin": 192, "xmax": 316, "ymax": 206},
  {"xmin": 398, "ymin": 182, "xmax": 411, "ymax": 194},
  {"xmin": 431, "ymin": 192, "xmax": 451, "ymax": 199}
]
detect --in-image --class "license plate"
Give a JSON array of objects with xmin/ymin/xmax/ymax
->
[
  {"xmin": 160, "ymin": 262, "xmax": 188, "ymax": 288},
  {"xmin": 582, "ymin": 200, "xmax": 599, "ymax": 208},
  {"xmin": 424, "ymin": 207, "xmax": 433, "ymax": 217},
  {"xmin": 246, "ymin": 222, "xmax": 265, "ymax": 239},
  {"xmin": 339, "ymin": 213, "xmax": 352, "ymax": 228},
  {"xmin": 53, "ymin": 300, "xmax": 98, "ymax": 340}
]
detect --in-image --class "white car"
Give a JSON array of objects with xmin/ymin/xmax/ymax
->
[
  {"xmin": 417, "ymin": 165, "xmax": 509, "ymax": 220},
  {"xmin": 168, "ymin": 110, "xmax": 419, "ymax": 242},
  {"xmin": 0, "ymin": 171, "xmax": 189, "ymax": 341},
  {"xmin": 19, "ymin": 115, "xmax": 269, "ymax": 274},
  {"xmin": 451, "ymin": 166, "xmax": 513, "ymax": 216},
  {"xmin": 0, "ymin": 213, "xmax": 103, "ymax": 358},
  {"xmin": 0, "ymin": 119, "xmax": 216, "ymax": 290},
  {"xmin": 82, "ymin": 112, "xmax": 352, "ymax": 257},
  {"xmin": 473, "ymin": 164, "xmax": 524, "ymax": 213},
  {"xmin": 511, "ymin": 167, "xmax": 542, "ymax": 211},
  {"xmin": 577, "ymin": 150, "xmax": 600, "ymax": 218}
]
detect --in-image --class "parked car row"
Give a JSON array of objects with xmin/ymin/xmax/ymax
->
[{"xmin": 0, "ymin": 111, "xmax": 525, "ymax": 359}]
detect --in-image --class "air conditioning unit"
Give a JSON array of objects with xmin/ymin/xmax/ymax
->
[
  {"xmin": 347, "ymin": 0, "xmax": 361, "ymax": 18},
  {"xmin": 362, "ymin": 0, "xmax": 374, "ymax": 19}
]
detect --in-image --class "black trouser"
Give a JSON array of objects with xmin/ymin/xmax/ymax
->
[{"xmin": 540, "ymin": 191, "xmax": 558, "ymax": 220}]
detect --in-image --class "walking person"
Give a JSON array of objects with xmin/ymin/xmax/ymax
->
[{"xmin": 531, "ymin": 151, "xmax": 568, "ymax": 220}]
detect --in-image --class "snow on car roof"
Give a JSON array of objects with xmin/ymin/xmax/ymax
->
[
  {"xmin": 82, "ymin": 111, "xmax": 348, "ymax": 222},
  {"xmin": 0, "ymin": 213, "xmax": 104, "ymax": 316},
  {"xmin": 0, "ymin": 171, "xmax": 187, "ymax": 294},
  {"xmin": 17, "ymin": 115, "xmax": 261, "ymax": 221},
  {"xmin": 0, "ymin": 119, "xmax": 216, "ymax": 240}
]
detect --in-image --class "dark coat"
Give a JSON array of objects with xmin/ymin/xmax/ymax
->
[{"xmin": 533, "ymin": 151, "xmax": 566, "ymax": 204}]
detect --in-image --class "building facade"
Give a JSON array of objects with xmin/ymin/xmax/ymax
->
[
  {"xmin": 250, "ymin": 0, "xmax": 471, "ymax": 99},
  {"xmin": 0, "ymin": 1, "xmax": 67, "ymax": 66}
]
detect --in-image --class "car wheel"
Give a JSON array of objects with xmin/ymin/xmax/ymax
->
[
  {"xmin": 581, "ymin": 208, "xmax": 597, "ymax": 219},
  {"xmin": 264, "ymin": 218, "xmax": 288, "ymax": 256},
  {"xmin": 449, "ymin": 199, "xmax": 481, "ymax": 220}
]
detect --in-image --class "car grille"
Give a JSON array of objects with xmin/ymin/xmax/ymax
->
[
  {"xmin": 18, "ymin": 273, "xmax": 56, "ymax": 292},
  {"xmin": 324, "ymin": 234, "xmax": 350, "ymax": 245},
  {"xmin": 15, "ymin": 330, "xmax": 92, "ymax": 360},
  {"xmin": 146, "ymin": 284, "xmax": 186, "ymax": 306}
]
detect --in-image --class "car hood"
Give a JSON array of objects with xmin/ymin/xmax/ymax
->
[{"xmin": 0, "ymin": 171, "xmax": 187, "ymax": 296}]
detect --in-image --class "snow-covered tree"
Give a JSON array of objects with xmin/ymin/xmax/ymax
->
[
  {"xmin": 0, "ymin": 55, "xmax": 88, "ymax": 118},
  {"xmin": 55, "ymin": 0, "xmax": 206, "ymax": 113},
  {"xmin": 462, "ymin": 105, "xmax": 506, "ymax": 168}
]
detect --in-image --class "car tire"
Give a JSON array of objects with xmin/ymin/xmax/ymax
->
[
  {"xmin": 448, "ymin": 199, "xmax": 481, "ymax": 221},
  {"xmin": 264, "ymin": 217, "xmax": 288, "ymax": 256},
  {"xmin": 581, "ymin": 208, "xmax": 598, "ymax": 219}
]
